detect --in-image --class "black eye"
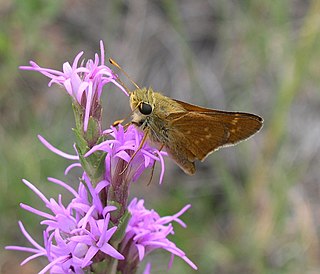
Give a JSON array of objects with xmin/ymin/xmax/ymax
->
[{"xmin": 139, "ymin": 102, "xmax": 152, "ymax": 115}]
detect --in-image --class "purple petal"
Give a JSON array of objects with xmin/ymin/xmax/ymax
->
[
  {"xmin": 136, "ymin": 244, "xmax": 145, "ymax": 261},
  {"xmin": 18, "ymin": 221, "xmax": 45, "ymax": 251},
  {"xmin": 20, "ymin": 203, "xmax": 53, "ymax": 219},
  {"xmin": 20, "ymin": 252, "xmax": 46, "ymax": 266},
  {"xmin": 64, "ymin": 163, "xmax": 82, "ymax": 175},
  {"xmin": 72, "ymin": 51, "xmax": 84, "ymax": 70},
  {"xmin": 22, "ymin": 179, "xmax": 50, "ymax": 205},
  {"xmin": 47, "ymin": 177, "xmax": 79, "ymax": 198},
  {"xmin": 97, "ymin": 226, "xmax": 117, "ymax": 246},
  {"xmin": 99, "ymin": 243, "xmax": 124, "ymax": 260},
  {"xmin": 38, "ymin": 135, "xmax": 79, "ymax": 160},
  {"xmin": 99, "ymin": 40, "xmax": 105, "ymax": 65},
  {"xmin": 83, "ymin": 82, "xmax": 93, "ymax": 132},
  {"xmin": 143, "ymin": 262, "xmax": 152, "ymax": 274},
  {"xmin": 5, "ymin": 246, "xmax": 42, "ymax": 254},
  {"xmin": 81, "ymin": 245, "xmax": 98, "ymax": 267},
  {"xmin": 38, "ymin": 255, "xmax": 70, "ymax": 274},
  {"xmin": 95, "ymin": 180, "xmax": 110, "ymax": 193}
]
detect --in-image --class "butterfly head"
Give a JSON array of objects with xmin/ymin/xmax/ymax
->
[{"xmin": 130, "ymin": 87, "xmax": 155, "ymax": 126}]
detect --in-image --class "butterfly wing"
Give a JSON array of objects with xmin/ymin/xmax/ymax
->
[
  {"xmin": 174, "ymin": 98, "xmax": 263, "ymax": 120},
  {"xmin": 172, "ymin": 98, "xmax": 263, "ymax": 145},
  {"xmin": 164, "ymin": 107, "xmax": 263, "ymax": 175}
]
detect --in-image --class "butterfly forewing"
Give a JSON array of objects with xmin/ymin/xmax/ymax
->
[
  {"xmin": 164, "ymin": 109, "xmax": 263, "ymax": 174},
  {"xmin": 167, "ymin": 112, "xmax": 227, "ymax": 158}
]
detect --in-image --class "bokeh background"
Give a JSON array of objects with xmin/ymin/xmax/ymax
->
[{"xmin": 1, "ymin": 0, "xmax": 320, "ymax": 273}]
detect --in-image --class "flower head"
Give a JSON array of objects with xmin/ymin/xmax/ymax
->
[
  {"xmin": 117, "ymin": 198, "xmax": 197, "ymax": 272},
  {"xmin": 20, "ymin": 41, "xmax": 126, "ymax": 132},
  {"xmin": 6, "ymin": 176, "xmax": 124, "ymax": 274},
  {"xmin": 87, "ymin": 124, "xmax": 167, "ymax": 185},
  {"xmin": 85, "ymin": 124, "xmax": 167, "ymax": 224}
]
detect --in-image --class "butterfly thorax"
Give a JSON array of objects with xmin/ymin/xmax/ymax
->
[{"xmin": 130, "ymin": 87, "xmax": 185, "ymax": 144}]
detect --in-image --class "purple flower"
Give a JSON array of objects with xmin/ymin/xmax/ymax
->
[
  {"xmin": 87, "ymin": 124, "xmax": 167, "ymax": 185},
  {"xmin": 85, "ymin": 124, "xmax": 167, "ymax": 224},
  {"xmin": 20, "ymin": 41, "xmax": 126, "ymax": 131},
  {"xmin": 38, "ymin": 124, "xmax": 167, "ymax": 185},
  {"xmin": 6, "ymin": 176, "xmax": 124, "ymax": 274},
  {"xmin": 117, "ymin": 198, "xmax": 197, "ymax": 272},
  {"xmin": 12, "ymin": 41, "xmax": 198, "ymax": 274}
]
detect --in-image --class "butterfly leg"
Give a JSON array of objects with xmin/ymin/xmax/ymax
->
[
  {"xmin": 119, "ymin": 129, "xmax": 149, "ymax": 175},
  {"xmin": 112, "ymin": 119, "xmax": 125, "ymax": 127},
  {"xmin": 147, "ymin": 144, "xmax": 164, "ymax": 186}
]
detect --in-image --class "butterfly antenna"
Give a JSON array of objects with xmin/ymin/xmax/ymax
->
[
  {"xmin": 109, "ymin": 58, "xmax": 140, "ymax": 90},
  {"xmin": 108, "ymin": 66, "xmax": 131, "ymax": 95}
]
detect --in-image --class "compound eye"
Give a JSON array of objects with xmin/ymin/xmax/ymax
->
[{"xmin": 139, "ymin": 102, "xmax": 152, "ymax": 115}]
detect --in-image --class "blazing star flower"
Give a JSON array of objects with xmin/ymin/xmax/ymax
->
[
  {"xmin": 117, "ymin": 198, "xmax": 198, "ymax": 273},
  {"xmin": 85, "ymin": 124, "xmax": 167, "ymax": 224},
  {"xmin": 6, "ymin": 176, "xmax": 124, "ymax": 274},
  {"xmin": 20, "ymin": 41, "xmax": 126, "ymax": 131},
  {"xmin": 38, "ymin": 124, "xmax": 167, "ymax": 186},
  {"xmin": 11, "ymin": 41, "xmax": 197, "ymax": 274},
  {"xmin": 87, "ymin": 124, "xmax": 167, "ymax": 185}
]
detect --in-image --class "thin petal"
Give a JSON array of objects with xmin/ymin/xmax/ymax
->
[
  {"xmin": 83, "ymin": 82, "xmax": 93, "ymax": 132},
  {"xmin": 20, "ymin": 252, "xmax": 46, "ymax": 266},
  {"xmin": 81, "ymin": 245, "xmax": 98, "ymax": 267},
  {"xmin": 143, "ymin": 262, "xmax": 152, "ymax": 274},
  {"xmin": 99, "ymin": 40, "xmax": 105, "ymax": 65},
  {"xmin": 64, "ymin": 163, "xmax": 82, "ymax": 175},
  {"xmin": 17, "ymin": 221, "xmax": 45, "ymax": 251},
  {"xmin": 47, "ymin": 177, "xmax": 79, "ymax": 198},
  {"xmin": 21, "ymin": 179, "xmax": 49, "ymax": 205},
  {"xmin": 100, "ymin": 243, "xmax": 124, "ymax": 260},
  {"xmin": 38, "ymin": 255, "xmax": 70, "ymax": 274},
  {"xmin": 38, "ymin": 135, "xmax": 79, "ymax": 160},
  {"xmin": 5, "ymin": 246, "xmax": 41, "ymax": 254},
  {"xmin": 20, "ymin": 203, "xmax": 53, "ymax": 219},
  {"xmin": 136, "ymin": 244, "xmax": 145, "ymax": 261}
]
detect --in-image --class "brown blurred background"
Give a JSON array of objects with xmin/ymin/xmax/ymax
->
[{"xmin": 1, "ymin": 0, "xmax": 320, "ymax": 273}]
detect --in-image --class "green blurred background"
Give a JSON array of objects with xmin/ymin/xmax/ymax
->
[{"xmin": 1, "ymin": 0, "xmax": 320, "ymax": 273}]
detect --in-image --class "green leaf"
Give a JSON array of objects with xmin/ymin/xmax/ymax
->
[
  {"xmin": 111, "ymin": 209, "xmax": 131, "ymax": 246},
  {"xmin": 77, "ymin": 148, "xmax": 106, "ymax": 185}
]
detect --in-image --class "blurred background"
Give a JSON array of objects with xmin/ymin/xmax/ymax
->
[{"xmin": 1, "ymin": 0, "xmax": 320, "ymax": 273}]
